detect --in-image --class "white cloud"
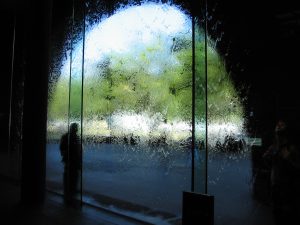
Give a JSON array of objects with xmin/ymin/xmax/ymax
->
[{"xmin": 60, "ymin": 3, "xmax": 191, "ymax": 79}]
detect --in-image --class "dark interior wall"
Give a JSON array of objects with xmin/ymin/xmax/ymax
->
[
  {"xmin": 19, "ymin": 0, "xmax": 53, "ymax": 205},
  {"xmin": 0, "ymin": 0, "xmax": 54, "ymax": 204},
  {"xmin": 207, "ymin": 0, "xmax": 300, "ymax": 134}
]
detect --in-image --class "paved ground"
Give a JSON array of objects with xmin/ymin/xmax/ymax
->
[
  {"xmin": 0, "ymin": 176, "xmax": 152, "ymax": 225},
  {"xmin": 0, "ymin": 144, "xmax": 275, "ymax": 225}
]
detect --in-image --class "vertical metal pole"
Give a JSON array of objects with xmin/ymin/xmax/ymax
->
[
  {"xmin": 80, "ymin": 0, "xmax": 86, "ymax": 206},
  {"xmin": 204, "ymin": 0, "xmax": 208, "ymax": 195},
  {"xmin": 66, "ymin": 0, "xmax": 75, "ymax": 203},
  {"xmin": 191, "ymin": 4, "xmax": 196, "ymax": 192}
]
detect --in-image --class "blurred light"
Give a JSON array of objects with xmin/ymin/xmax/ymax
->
[{"xmin": 61, "ymin": 3, "xmax": 191, "ymax": 78}]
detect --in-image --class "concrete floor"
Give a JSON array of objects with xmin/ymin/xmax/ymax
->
[
  {"xmin": 0, "ymin": 147, "xmax": 276, "ymax": 225},
  {"xmin": 0, "ymin": 176, "xmax": 153, "ymax": 225},
  {"xmin": 0, "ymin": 177, "xmax": 276, "ymax": 225}
]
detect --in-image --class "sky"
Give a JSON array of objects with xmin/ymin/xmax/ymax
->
[{"xmin": 61, "ymin": 3, "xmax": 191, "ymax": 78}]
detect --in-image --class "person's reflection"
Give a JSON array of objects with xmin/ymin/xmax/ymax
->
[
  {"xmin": 59, "ymin": 122, "xmax": 81, "ymax": 206},
  {"xmin": 263, "ymin": 120, "xmax": 300, "ymax": 224}
]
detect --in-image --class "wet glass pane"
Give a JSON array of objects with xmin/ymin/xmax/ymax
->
[
  {"xmin": 46, "ymin": 1, "xmax": 73, "ymax": 195},
  {"xmin": 206, "ymin": 42, "xmax": 247, "ymax": 224},
  {"xmin": 47, "ymin": 0, "xmax": 208, "ymax": 223},
  {"xmin": 68, "ymin": 0, "xmax": 84, "ymax": 203},
  {"xmin": 47, "ymin": 0, "xmax": 85, "ymax": 205},
  {"xmin": 206, "ymin": 2, "xmax": 249, "ymax": 224},
  {"xmin": 82, "ymin": 0, "xmax": 195, "ymax": 223},
  {"xmin": 194, "ymin": 14, "xmax": 207, "ymax": 193}
]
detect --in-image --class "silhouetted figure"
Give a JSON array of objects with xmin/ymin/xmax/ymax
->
[
  {"xmin": 59, "ymin": 122, "xmax": 81, "ymax": 206},
  {"xmin": 130, "ymin": 133, "xmax": 136, "ymax": 145},
  {"xmin": 263, "ymin": 120, "xmax": 300, "ymax": 225},
  {"xmin": 123, "ymin": 135, "xmax": 128, "ymax": 144}
]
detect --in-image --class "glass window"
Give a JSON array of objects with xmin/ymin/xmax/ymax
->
[{"xmin": 47, "ymin": 0, "xmax": 208, "ymax": 223}]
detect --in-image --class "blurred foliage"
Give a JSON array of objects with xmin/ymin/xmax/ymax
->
[{"xmin": 47, "ymin": 30, "xmax": 243, "ymax": 125}]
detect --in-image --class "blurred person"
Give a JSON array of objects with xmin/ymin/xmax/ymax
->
[
  {"xmin": 263, "ymin": 120, "xmax": 300, "ymax": 225},
  {"xmin": 60, "ymin": 122, "xmax": 81, "ymax": 206}
]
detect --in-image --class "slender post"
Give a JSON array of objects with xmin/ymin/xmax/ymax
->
[
  {"xmin": 66, "ymin": 0, "xmax": 75, "ymax": 204},
  {"xmin": 80, "ymin": 0, "xmax": 86, "ymax": 206},
  {"xmin": 204, "ymin": 0, "xmax": 208, "ymax": 195},
  {"xmin": 191, "ymin": 3, "xmax": 196, "ymax": 192}
]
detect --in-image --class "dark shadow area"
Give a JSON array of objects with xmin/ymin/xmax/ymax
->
[
  {"xmin": 207, "ymin": 1, "xmax": 300, "ymax": 224},
  {"xmin": 0, "ymin": 175, "xmax": 151, "ymax": 225}
]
